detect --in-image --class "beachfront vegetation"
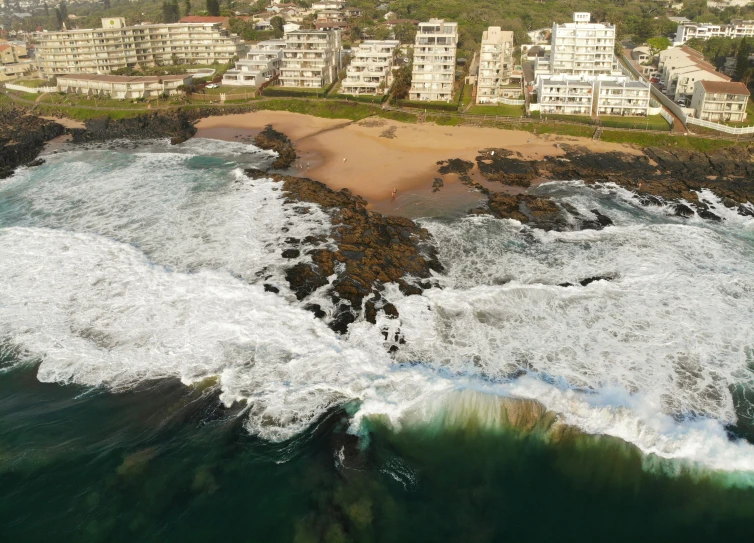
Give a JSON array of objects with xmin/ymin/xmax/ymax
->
[{"xmin": 467, "ymin": 104, "xmax": 525, "ymax": 117}]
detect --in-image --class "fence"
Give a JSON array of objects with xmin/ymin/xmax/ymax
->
[
  {"xmin": 5, "ymin": 83, "xmax": 58, "ymax": 94},
  {"xmin": 686, "ymin": 116, "xmax": 754, "ymax": 135},
  {"xmin": 497, "ymin": 97, "xmax": 525, "ymax": 105},
  {"xmin": 659, "ymin": 108, "xmax": 675, "ymax": 129}
]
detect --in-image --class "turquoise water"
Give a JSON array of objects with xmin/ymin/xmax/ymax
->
[{"xmin": 2, "ymin": 140, "xmax": 754, "ymax": 541}]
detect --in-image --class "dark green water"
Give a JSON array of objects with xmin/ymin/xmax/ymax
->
[{"xmin": 2, "ymin": 359, "xmax": 754, "ymax": 543}]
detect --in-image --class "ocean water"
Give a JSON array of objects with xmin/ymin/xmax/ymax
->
[{"xmin": 1, "ymin": 139, "xmax": 754, "ymax": 542}]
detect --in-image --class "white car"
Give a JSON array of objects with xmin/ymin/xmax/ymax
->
[{"xmin": 206, "ymin": 83, "xmax": 219, "ymax": 89}]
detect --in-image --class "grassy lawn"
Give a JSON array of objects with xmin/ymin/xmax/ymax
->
[
  {"xmin": 427, "ymin": 114, "xmax": 463, "ymax": 126},
  {"xmin": 467, "ymin": 103, "xmax": 525, "ymax": 117},
  {"xmin": 257, "ymin": 98, "xmax": 417, "ymax": 123},
  {"xmin": 531, "ymin": 112, "xmax": 595, "ymax": 124},
  {"xmin": 459, "ymin": 84, "xmax": 474, "ymax": 109},
  {"xmin": 600, "ymin": 130, "xmax": 743, "ymax": 152},
  {"xmin": 12, "ymin": 79, "xmax": 55, "ymax": 88},
  {"xmin": 598, "ymin": 114, "xmax": 671, "ymax": 131},
  {"xmin": 6, "ymin": 89, "xmax": 41, "ymax": 102},
  {"xmin": 397, "ymin": 99, "xmax": 458, "ymax": 112}
]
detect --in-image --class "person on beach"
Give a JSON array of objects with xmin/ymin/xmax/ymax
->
[{"xmin": 392, "ymin": 188, "xmax": 397, "ymax": 198}]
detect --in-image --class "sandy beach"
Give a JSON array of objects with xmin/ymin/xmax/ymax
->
[{"xmin": 195, "ymin": 111, "xmax": 642, "ymax": 206}]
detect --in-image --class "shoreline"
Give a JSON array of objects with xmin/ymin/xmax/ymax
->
[{"xmin": 194, "ymin": 111, "xmax": 643, "ymax": 207}]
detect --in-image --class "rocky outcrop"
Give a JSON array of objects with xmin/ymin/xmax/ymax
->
[
  {"xmin": 475, "ymin": 193, "xmax": 614, "ymax": 231},
  {"xmin": 0, "ymin": 106, "xmax": 65, "ymax": 178},
  {"xmin": 253, "ymin": 125, "xmax": 296, "ymax": 169},
  {"xmin": 245, "ymin": 168, "xmax": 443, "ymax": 334},
  {"xmin": 472, "ymin": 144, "xmax": 754, "ymax": 220},
  {"xmin": 70, "ymin": 110, "xmax": 198, "ymax": 144}
]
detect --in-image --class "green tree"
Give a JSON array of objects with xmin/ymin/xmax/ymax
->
[
  {"xmin": 54, "ymin": 7, "xmax": 63, "ymax": 30},
  {"xmin": 206, "ymin": 0, "xmax": 220, "ymax": 16},
  {"xmin": 43, "ymin": 2, "xmax": 48, "ymax": 15},
  {"xmin": 103, "ymin": 0, "xmax": 111, "ymax": 9},
  {"xmin": 162, "ymin": 0, "xmax": 180, "ymax": 23},
  {"xmin": 270, "ymin": 15, "xmax": 284, "ymax": 38},
  {"xmin": 184, "ymin": 0, "xmax": 191, "ymax": 16},
  {"xmin": 647, "ymin": 36, "xmax": 671, "ymax": 58},
  {"xmin": 393, "ymin": 22, "xmax": 416, "ymax": 44},
  {"xmin": 736, "ymin": 38, "xmax": 750, "ymax": 81},
  {"xmin": 58, "ymin": 1, "xmax": 67, "ymax": 20},
  {"xmin": 390, "ymin": 63, "xmax": 412, "ymax": 100}
]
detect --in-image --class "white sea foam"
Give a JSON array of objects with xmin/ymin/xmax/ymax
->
[{"xmin": 2, "ymin": 145, "xmax": 754, "ymax": 474}]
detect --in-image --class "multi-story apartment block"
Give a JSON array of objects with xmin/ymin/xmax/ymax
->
[
  {"xmin": 550, "ymin": 12, "xmax": 617, "ymax": 76},
  {"xmin": 409, "ymin": 19, "xmax": 458, "ymax": 102},
  {"xmin": 674, "ymin": 19, "xmax": 754, "ymax": 45},
  {"xmin": 316, "ymin": 10, "xmax": 345, "ymax": 23},
  {"xmin": 537, "ymin": 75, "xmax": 594, "ymax": 115},
  {"xmin": 279, "ymin": 29, "xmax": 341, "ymax": 88},
  {"xmin": 340, "ymin": 39, "xmax": 399, "ymax": 95},
  {"xmin": 531, "ymin": 13, "xmax": 650, "ymax": 117},
  {"xmin": 594, "ymin": 78, "xmax": 651, "ymax": 116},
  {"xmin": 57, "ymin": 73, "xmax": 192, "ymax": 99},
  {"xmin": 475, "ymin": 27, "xmax": 515, "ymax": 104},
  {"xmin": 222, "ymin": 39, "xmax": 286, "ymax": 87},
  {"xmin": 0, "ymin": 42, "xmax": 27, "ymax": 64},
  {"xmin": 538, "ymin": 74, "xmax": 651, "ymax": 116},
  {"xmin": 658, "ymin": 46, "xmax": 730, "ymax": 102},
  {"xmin": 690, "ymin": 80, "xmax": 749, "ymax": 122},
  {"xmin": 34, "ymin": 18, "xmax": 245, "ymax": 77}
]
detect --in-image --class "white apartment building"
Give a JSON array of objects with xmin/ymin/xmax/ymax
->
[
  {"xmin": 538, "ymin": 74, "xmax": 651, "ymax": 116},
  {"xmin": 594, "ymin": 78, "xmax": 651, "ymax": 116},
  {"xmin": 690, "ymin": 80, "xmax": 749, "ymax": 122},
  {"xmin": 658, "ymin": 46, "xmax": 730, "ymax": 102},
  {"xmin": 476, "ymin": 27, "xmax": 515, "ymax": 104},
  {"xmin": 34, "ymin": 18, "xmax": 245, "ymax": 77},
  {"xmin": 222, "ymin": 39, "xmax": 286, "ymax": 87},
  {"xmin": 532, "ymin": 13, "xmax": 649, "ymax": 117},
  {"xmin": 409, "ymin": 19, "xmax": 458, "ymax": 102},
  {"xmin": 340, "ymin": 39, "xmax": 399, "ymax": 95},
  {"xmin": 549, "ymin": 12, "xmax": 617, "ymax": 76},
  {"xmin": 279, "ymin": 29, "xmax": 341, "ymax": 88},
  {"xmin": 57, "ymin": 73, "xmax": 192, "ymax": 99},
  {"xmin": 537, "ymin": 75, "xmax": 594, "ymax": 115},
  {"xmin": 674, "ymin": 20, "xmax": 754, "ymax": 44}
]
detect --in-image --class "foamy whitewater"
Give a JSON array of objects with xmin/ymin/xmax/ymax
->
[{"xmin": 1, "ymin": 140, "xmax": 754, "ymax": 475}]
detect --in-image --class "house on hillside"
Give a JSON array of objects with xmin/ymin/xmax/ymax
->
[{"xmin": 690, "ymin": 80, "xmax": 749, "ymax": 122}]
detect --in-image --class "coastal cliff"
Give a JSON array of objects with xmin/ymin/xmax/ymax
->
[{"xmin": 0, "ymin": 106, "xmax": 65, "ymax": 178}]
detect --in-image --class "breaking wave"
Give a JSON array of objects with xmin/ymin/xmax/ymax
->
[{"xmin": 2, "ymin": 142, "xmax": 754, "ymax": 476}]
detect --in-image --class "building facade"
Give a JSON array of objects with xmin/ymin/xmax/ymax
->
[
  {"xmin": 279, "ymin": 29, "xmax": 341, "ymax": 88},
  {"xmin": 690, "ymin": 80, "xmax": 749, "ymax": 122},
  {"xmin": 57, "ymin": 74, "xmax": 193, "ymax": 99},
  {"xmin": 537, "ymin": 75, "xmax": 594, "ymax": 115},
  {"xmin": 222, "ymin": 39, "xmax": 286, "ymax": 87},
  {"xmin": 475, "ymin": 27, "xmax": 515, "ymax": 104},
  {"xmin": 674, "ymin": 20, "xmax": 754, "ymax": 44},
  {"xmin": 409, "ymin": 19, "xmax": 458, "ymax": 102},
  {"xmin": 34, "ymin": 18, "xmax": 245, "ymax": 76},
  {"xmin": 658, "ymin": 46, "xmax": 730, "ymax": 102},
  {"xmin": 550, "ymin": 12, "xmax": 617, "ymax": 76},
  {"xmin": 594, "ymin": 78, "xmax": 651, "ymax": 116},
  {"xmin": 340, "ymin": 39, "xmax": 399, "ymax": 95}
]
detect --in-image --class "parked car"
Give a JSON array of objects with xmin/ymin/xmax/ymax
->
[{"xmin": 206, "ymin": 83, "xmax": 219, "ymax": 89}]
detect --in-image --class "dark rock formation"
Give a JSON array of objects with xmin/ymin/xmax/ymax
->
[
  {"xmin": 477, "ymin": 193, "xmax": 615, "ymax": 231},
  {"xmin": 245, "ymin": 169, "xmax": 443, "ymax": 333},
  {"xmin": 70, "ymin": 110, "xmax": 198, "ymax": 144},
  {"xmin": 437, "ymin": 158, "xmax": 474, "ymax": 176},
  {"xmin": 0, "ymin": 106, "xmax": 65, "ymax": 178},
  {"xmin": 472, "ymin": 144, "xmax": 754, "ymax": 219},
  {"xmin": 253, "ymin": 125, "xmax": 296, "ymax": 169}
]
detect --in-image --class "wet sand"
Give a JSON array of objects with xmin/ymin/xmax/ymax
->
[{"xmin": 195, "ymin": 111, "xmax": 643, "ymax": 204}]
